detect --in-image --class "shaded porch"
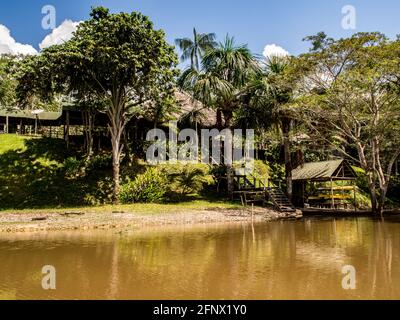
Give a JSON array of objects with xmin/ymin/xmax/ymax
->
[{"xmin": 292, "ymin": 159, "xmax": 358, "ymax": 210}]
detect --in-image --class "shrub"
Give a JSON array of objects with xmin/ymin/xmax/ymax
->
[
  {"xmin": 119, "ymin": 167, "xmax": 169, "ymax": 203},
  {"xmin": 86, "ymin": 154, "xmax": 113, "ymax": 172},
  {"xmin": 253, "ymin": 160, "xmax": 270, "ymax": 178},
  {"xmin": 84, "ymin": 176, "xmax": 114, "ymax": 205},
  {"xmin": 161, "ymin": 163, "xmax": 214, "ymax": 196},
  {"xmin": 64, "ymin": 157, "xmax": 82, "ymax": 177}
]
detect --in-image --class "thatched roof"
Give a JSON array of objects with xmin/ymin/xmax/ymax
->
[
  {"xmin": 174, "ymin": 90, "xmax": 216, "ymax": 127},
  {"xmin": 292, "ymin": 159, "xmax": 356, "ymax": 181}
]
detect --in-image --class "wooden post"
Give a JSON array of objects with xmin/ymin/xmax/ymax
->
[
  {"xmin": 34, "ymin": 115, "xmax": 38, "ymax": 135},
  {"xmin": 331, "ymin": 179, "xmax": 334, "ymax": 209},
  {"xmin": 65, "ymin": 111, "xmax": 70, "ymax": 148},
  {"xmin": 5, "ymin": 115, "xmax": 9, "ymax": 134},
  {"xmin": 227, "ymin": 166, "xmax": 234, "ymax": 199},
  {"xmin": 251, "ymin": 204, "xmax": 256, "ymax": 243},
  {"xmin": 353, "ymin": 180, "xmax": 357, "ymax": 212}
]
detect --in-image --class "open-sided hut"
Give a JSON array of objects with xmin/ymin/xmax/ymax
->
[{"xmin": 291, "ymin": 159, "xmax": 357, "ymax": 209}]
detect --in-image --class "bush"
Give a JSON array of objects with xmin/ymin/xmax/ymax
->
[
  {"xmin": 64, "ymin": 157, "xmax": 82, "ymax": 177},
  {"xmin": 119, "ymin": 167, "xmax": 169, "ymax": 204},
  {"xmin": 84, "ymin": 176, "xmax": 114, "ymax": 205},
  {"xmin": 161, "ymin": 163, "xmax": 214, "ymax": 197},
  {"xmin": 86, "ymin": 154, "xmax": 113, "ymax": 172},
  {"xmin": 253, "ymin": 160, "xmax": 270, "ymax": 179}
]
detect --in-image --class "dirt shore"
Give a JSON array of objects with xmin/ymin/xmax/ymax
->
[{"xmin": 0, "ymin": 207, "xmax": 302, "ymax": 234}]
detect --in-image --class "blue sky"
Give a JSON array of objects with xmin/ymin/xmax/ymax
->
[{"xmin": 1, "ymin": 0, "xmax": 400, "ymax": 58}]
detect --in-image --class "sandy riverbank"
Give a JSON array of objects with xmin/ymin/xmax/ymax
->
[{"xmin": 0, "ymin": 206, "xmax": 302, "ymax": 233}]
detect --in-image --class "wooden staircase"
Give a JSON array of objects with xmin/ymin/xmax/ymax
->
[
  {"xmin": 265, "ymin": 187, "xmax": 296, "ymax": 213},
  {"xmin": 233, "ymin": 174, "xmax": 296, "ymax": 213}
]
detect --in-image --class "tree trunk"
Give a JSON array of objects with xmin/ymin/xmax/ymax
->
[
  {"xmin": 378, "ymin": 185, "xmax": 388, "ymax": 218},
  {"xmin": 282, "ymin": 118, "xmax": 293, "ymax": 200},
  {"xmin": 227, "ymin": 166, "xmax": 234, "ymax": 199},
  {"xmin": 216, "ymin": 109, "xmax": 223, "ymax": 129},
  {"xmin": 367, "ymin": 174, "xmax": 378, "ymax": 214},
  {"xmin": 82, "ymin": 110, "xmax": 95, "ymax": 160},
  {"xmin": 223, "ymin": 110, "xmax": 233, "ymax": 128},
  {"xmin": 108, "ymin": 92, "xmax": 126, "ymax": 204},
  {"xmin": 110, "ymin": 131, "xmax": 122, "ymax": 204}
]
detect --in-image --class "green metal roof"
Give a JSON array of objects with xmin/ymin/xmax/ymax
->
[
  {"xmin": 0, "ymin": 110, "xmax": 62, "ymax": 121},
  {"xmin": 292, "ymin": 159, "xmax": 355, "ymax": 181}
]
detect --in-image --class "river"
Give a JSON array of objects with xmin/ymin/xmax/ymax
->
[{"xmin": 0, "ymin": 216, "xmax": 399, "ymax": 300}]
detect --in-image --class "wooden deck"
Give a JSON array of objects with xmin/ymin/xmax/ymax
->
[{"xmin": 302, "ymin": 208, "xmax": 400, "ymax": 216}]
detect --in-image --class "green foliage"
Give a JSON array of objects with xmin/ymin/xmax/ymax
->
[
  {"xmin": 0, "ymin": 135, "xmax": 81, "ymax": 209},
  {"xmin": 268, "ymin": 162, "xmax": 285, "ymax": 184},
  {"xmin": 0, "ymin": 135, "xmax": 115, "ymax": 209},
  {"xmin": 85, "ymin": 176, "xmax": 114, "ymax": 206},
  {"xmin": 0, "ymin": 134, "xmax": 27, "ymax": 153},
  {"xmin": 291, "ymin": 32, "xmax": 400, "ymax": 212},
  {"xmin": 354, "ymin": 190, "xmax": 372, "ymax": 209},
  {"xmin": 119, "ymin": 167, "xmax": 169, "ymax": 204},
  {"xmin": 161, "ymin": 163, "xmax": 214, "ymax": 196},
  {"xmin": 86, "ymin": 154, "xmax": 113, "ymax": 172},
  {"xmin": 0, "ymin": 55, "xmax": 17, "ymax": 108},
  {"xmin": 64, "ymin": 157, "xmax": 82, "ymax": 177},
  {"xmin": 352, "ymin": 166, "xmax": 370, "ymax": 194},
  {"xmin": 16, "ymin": 6, "xmax": 179, "ymax": 200},
  {"xmin": 253, "ymin": 160, "xmax": 270, "ymax": 178},
  {"xmin": 17, "ymin": 7, "xmax": 179, "ymax": 107},
  {"xmin": 178, "ymin": 35, "xmax": 258, "ymax": 127}
]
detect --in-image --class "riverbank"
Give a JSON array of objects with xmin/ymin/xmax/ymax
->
[{"xmin": 0, "ymin": 201, "xmax": 300, "ymax": 233}]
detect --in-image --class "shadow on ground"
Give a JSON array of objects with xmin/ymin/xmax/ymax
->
[{"xmin": 0, "ymin": 138, "xmax": 94, "ymax": 209}]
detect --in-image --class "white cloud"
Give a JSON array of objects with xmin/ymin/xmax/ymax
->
[
  {"xmin": 0, "ymin": 24, "xmax": 38, "ymax": 55},
  {"xmin": 39, "ymin": 20, "xmax": 80, "ymax": 50},
  {"xmin": 263, "ymin": 44, "xmax": 289, "ymax": 59}
]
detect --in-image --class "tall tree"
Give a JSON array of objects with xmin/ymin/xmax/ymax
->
[
  {"xmin": 179, "ymin": 35, "xmax": 258, "ymax": 128},
  {"xmin": 175, "ymin": 28, "xmax": 217, "ymax": 70},
  {"xmin": 241, "ymin": 55, "xmax": 295, "ymax": 198},
  {"xmin": 291, "ymin": 32, "xmax": 400, "ymax": 216},
  {"xmin": 0, "ymin": 55, "xmax": 17, "ymax": 109},
  {"xmin": 178, "ymin": 36, "xmax": 258, "ymax": 196},
  {"xmin": 16, "ymin": 7, "xmax": 178, "ymax": 202}
]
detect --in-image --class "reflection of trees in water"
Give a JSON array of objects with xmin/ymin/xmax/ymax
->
[
  {"xmin": 0, "ymin": 219, "xmax": 399, "ymax": 299},
  {"xmin": 368, "ymin": 221, "xmax": 396, "ymax": 299}
]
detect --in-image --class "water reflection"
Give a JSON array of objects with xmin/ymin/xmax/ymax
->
[{"xmin": 0, "ymin": 217, "xmax": 399, "ymax": 300}]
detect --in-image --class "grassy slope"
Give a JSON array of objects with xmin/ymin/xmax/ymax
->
[
  {"xmin": 0, "ymin": 200, "xmax": 241, "ymax": 215},
  {"xmin": 0, "ymin": 134, "xmax": 28, "ymax": 154},
  {"xmin": 0, "ymin": 134, "xmax": 238, "ymax": 213}
]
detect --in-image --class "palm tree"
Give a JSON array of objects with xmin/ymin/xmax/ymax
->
[
  {"xmin": 175, "ymin": 28, "xmax": 217, "ymax": 70},
  {"xmin": 179, "ymin": 35, "xmax": 258, "ymax": 128},
  {"xmin": 178, "ymin": 35, "xmax": 259, "ymax": 197},
  {"xmin": 242, "ymin": 55, "xmax": 295, "ymax": 199}
]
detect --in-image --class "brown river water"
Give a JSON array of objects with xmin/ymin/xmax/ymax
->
[{"xmin": 0, "ymin": 216, "xmax": 399, "ymax": 300}]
